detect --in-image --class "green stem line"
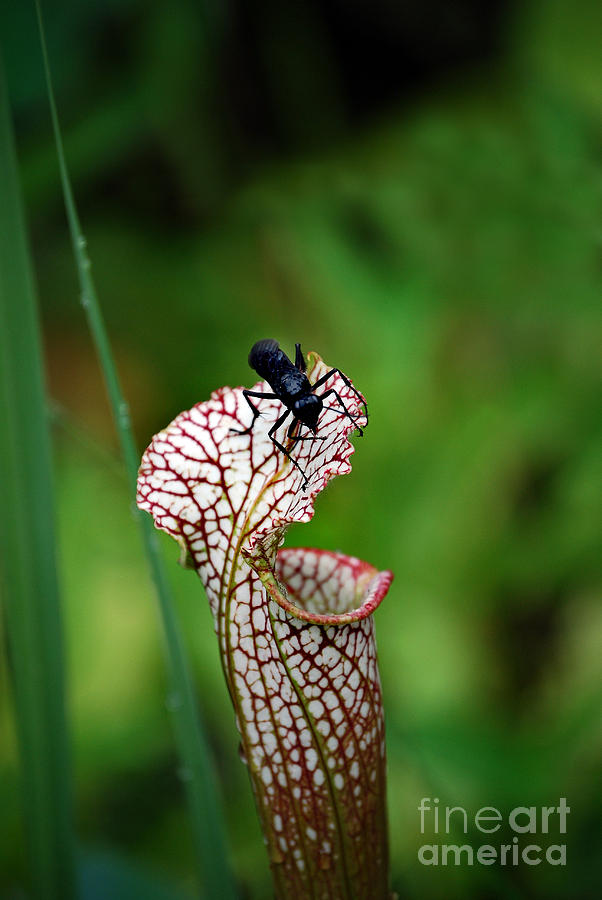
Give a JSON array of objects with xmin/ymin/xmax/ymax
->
[
  {"xmin": 49, "ymin": 400, "xmax": 127, "ymax": 480},
  {"xmin": 34, "ymin": 3, "xmax": 237, "ymax": 897},
  {"xmin": 0, "ymin": 59, "xmax": 77, "ymax": 900}
]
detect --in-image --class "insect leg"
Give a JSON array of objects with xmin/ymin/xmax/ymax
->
[
  {"xmin": 229, "ymin": 389, "xmax": 278, "ymax": 435},
  {"xmin": 268, "ymin": 411, "xmax": 310, "ymax": 488},
  {"xmin": 286, "ymin": 418, "xmax": 326, "ymax": 444},
  {"xmin": 294, "ymin": 343, "xmax": 307, "ymax": 372},
  {"xmin": 312, "ymin": 368, "xmax": 369, "ymax": 422},
  {"xmin": 318, "ymin": 388, "xmax": 365, "ymax": 436}
]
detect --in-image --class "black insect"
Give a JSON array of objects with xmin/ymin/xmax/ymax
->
[{"xmin": 230, "ymin": 339, "xmax": 367, "ymax": 489}]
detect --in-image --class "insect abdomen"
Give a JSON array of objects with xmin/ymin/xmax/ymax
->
[
  {"xmin": 248, "ymin": 339, "xmax": 280, "ymax": 376},
  {"xmin": 249, "ymin": 338, "xmax": 295, "ymax": 384}
]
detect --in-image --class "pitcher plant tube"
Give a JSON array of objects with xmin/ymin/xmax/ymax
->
[{"xmin": 137, "ymin": 348, "xmax": 394, "ymax": 899}]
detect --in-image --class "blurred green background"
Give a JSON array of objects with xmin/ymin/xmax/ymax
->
[{"xmin": 1, "ymin": 0, "xmax": 601, "ymax": 897}]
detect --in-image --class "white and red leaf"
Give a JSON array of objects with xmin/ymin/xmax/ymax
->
[{"xmin": 137, "ymin": 351, "xmax": 393, "ymax": 898}]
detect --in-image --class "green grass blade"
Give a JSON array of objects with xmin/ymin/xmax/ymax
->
[
  {"xmin": 0, "ymin": 59, "xmax": 77, "ymax": 900},
  {"xmin": 34, "ymin": 4, "xmax": 237, "ymax": 897}
]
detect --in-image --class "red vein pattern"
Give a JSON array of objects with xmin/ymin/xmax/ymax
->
[{"xmin": 137, "ymin": 352, "xmax": 393, "ymax": 898}]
